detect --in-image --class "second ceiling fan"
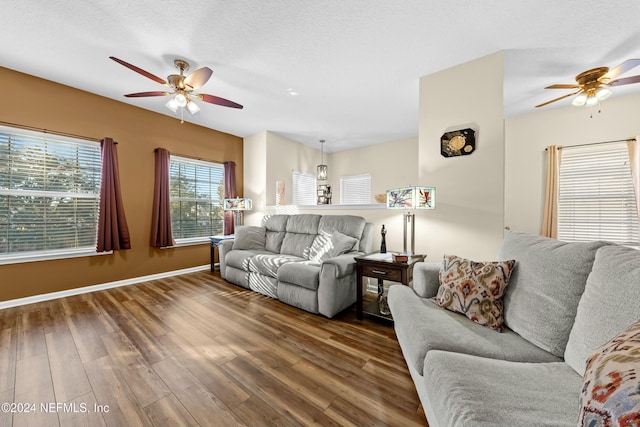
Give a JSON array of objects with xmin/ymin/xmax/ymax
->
[
  {"xmin": 110, "ymin": 56, "xmax": 243, "ymax": 122},
  {"xmin": 535, "ymin": 59, "xmax": 640, "ymax": 108}
]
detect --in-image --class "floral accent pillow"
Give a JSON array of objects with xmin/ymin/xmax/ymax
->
[
  {"xmin": 578, "ymin": 319, "xmax": 640, "ymax": 426},
  {"xmin": 433, "ymin": 255, "xmax": 516, "ymax": 332}
]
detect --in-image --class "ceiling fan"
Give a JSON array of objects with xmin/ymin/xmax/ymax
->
[
  {"xmin": 535, "ymin": 59, "xmax": 640, "ymax": 108},
  {"xmin": 110, "ymin": 56, "xmax": 243, "ymax": 122}
]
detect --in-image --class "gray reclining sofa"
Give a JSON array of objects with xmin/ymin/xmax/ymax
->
[{"xmin": 219, "ymin": 214, "xmax": 374, "ymax": 318}]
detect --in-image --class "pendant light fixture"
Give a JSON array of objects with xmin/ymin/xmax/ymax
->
[{"xmin": 317, "ymin": 139, "xmax": 328, "ymax": 180}]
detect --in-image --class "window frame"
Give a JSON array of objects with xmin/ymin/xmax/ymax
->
[
  {"xmin": 340, "ymin": 173, "xmax": 372, "ymax": 205},
  {"xmin": 557, "ymin": 141, "xmax": 639, "ymax": 246},
  {"xmin": 169, "ymin": 155, "xmax": 225, "ymax": 245},
  {"xmin": 292, "ymin": 170, "xmax": 317, "ymax": 205},
  {"xmin": 0, "ymin": 125, "xmax": 104, "ymax": 265}
]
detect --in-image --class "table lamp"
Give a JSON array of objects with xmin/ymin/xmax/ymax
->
[
  {"xmin": 386, "ymin": 186, "xmax": 435, "ymax": 255},
  {"xmin": 223, "ymin": 197, "xmax": 253, "ymax": 227}
]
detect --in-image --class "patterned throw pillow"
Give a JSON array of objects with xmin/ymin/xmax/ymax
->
[
  {"xmin": 578, "ymin": 319, "xmax": 640, "ymax": 426},
  {"xmin": 433, "ymin": 255, "xmax": 516, "ymax": 332}
]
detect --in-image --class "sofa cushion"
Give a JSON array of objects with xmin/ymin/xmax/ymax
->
[
  {"xmin": 565, "ymin": 245, "xmax": 640, "ymax": 375},
  {"xmin": 317, "ymin": 215, "xmax": 366, "ymax": 244},
  {"xmin": 578, "ymin": 318, "xmax": 640, "ymax": 426},
  {"xmin": 225, "ymin": 249, "xmax": 269, "ymax": 271},
  {"xmin": 305, "ymin": 230, "xmax": 358, "ymax": 263},
  {"xmin": 497, "ymin": 232, "xmax": 610, "ymax": 357},
  {"xmin": 262, "ymin": 215, "xmax": 289, "ymax": 253},
  {"xmin": 280, "ymin": 214, "xmax": 322, "ymax": 257},
  {"xmin": 248, "ymin": 272, "xmax": 278, "ymax": 299},
  {"xmin": 278, "ymin": 262, "xmax": 320, "ymax": 291},
  {"xmin": 388, "ymin": 285, "xmax": 560, "ymax": 376},
  {"xmin": 232, "ymin": 226, "xmax": 266, "ymax": 251},
  {"xmin": 423, "ymin": 350, "xmax": 582, "ymax": 427},
  {"xmin": 248, "ymin": 253, "xmax": 303, "ymax": 279},
  {"xmin": 433, "ymin": 255, "xmax": 515, "ymax": 331}
]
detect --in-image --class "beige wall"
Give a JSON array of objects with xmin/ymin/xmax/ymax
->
[
  {"xmin": 0, "ymin": 67, "xmax": 244, "ymax": 302},
  {"xmin": 265, "ymin": 132, "xmax": 329, "ymax": 205},
  {"xmin": 242, "ymin": 132, "xmax": 420, "ymax": 252},
  {"xmin": 331, "ymin": 137, "xmax": 419, "ymax": 202},
  {"xmin": 243, "ymin": 130, "xmax": 268, "ymax": 223},
  {"xmin": 504, "ymin": 91, "xmax": 640, "ymax": 234},
  {"xmin": 418, "ymin": 51, "xmax": 505, "ymax": 261}
]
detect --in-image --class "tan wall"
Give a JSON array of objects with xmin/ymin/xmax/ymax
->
[
  {"xmin": 0, "ymin": 67, "xmax": 243, "ymax": 302},
  {"xmin": 418, "ymin": 51, "xmax": 505, "ymax": 261}
]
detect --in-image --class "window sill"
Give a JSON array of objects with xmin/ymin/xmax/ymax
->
[
  {"xmin": 0, "ymin": 248, "xmax": 113, "ymax": 266},
  {"xmin": 168, "ymin": 238, "xmax": 211, "ymax": 248}
]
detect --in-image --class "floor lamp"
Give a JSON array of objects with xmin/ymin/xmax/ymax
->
[
  {"xmin": 223, "ymin": 197, "xmax": 253, "ymax": 228},
  {"xmin": 386, "ymin": 186, "xmax": 436, "ymax": 255}
]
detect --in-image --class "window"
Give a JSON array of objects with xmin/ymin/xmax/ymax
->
[
  {"xmin": 558, "ymin": 142, "xmax": 639, "ymax": 245},
  {"xmin": 292, "ymin": 170, "xmax": 317, "ymax": 205},
  {"xmin": 340, "ymin": 173, "xmax": 372, "ymax": 204},
  {"xmin": 169, "ymin": 156, "xmax": 224, "ymax": 242},
  {"xmin": 0, "ymin": 126, "xmax": 102, "ymax": 260}
]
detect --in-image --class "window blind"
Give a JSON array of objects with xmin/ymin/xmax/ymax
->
[
  {"xmin": 340, "ymin": 173, "xmax": 372, "ymax": 204},
  {"xmin": 0, "ymin": 126, "xmax": 102, "ymax": 256},
  {"xmin": 292, "ymin": 171, "xmax": 317, "ymax": 205},
  {"xmin": 169, "ymin": 156, "xmax": 224, "ymax": 240},
  {"xmin": 558, "ymin": 142, "xmax": 639, "ymax": 245}
]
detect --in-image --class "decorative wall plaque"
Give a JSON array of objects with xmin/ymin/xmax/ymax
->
[{"xmin": 441, "ymin": 128, "xmax": 476, "ymax": 158}]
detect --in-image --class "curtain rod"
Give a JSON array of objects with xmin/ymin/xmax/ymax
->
[
  {"xmin": 0, "ymin": 120, "xmax": 107, "ymax": 143},
  {"xmin": 154, "ymin": 148, "xmax": 229, "ymax": 164},
  {"xmin": 545, "ymin": 137, "xmax": 636, "ymax": 151}
]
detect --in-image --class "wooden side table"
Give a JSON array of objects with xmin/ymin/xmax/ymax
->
[
  {"xmin": 355, "ymin": 252, "xmax": 426, "ymax": 320},
  {"xmin": 209, "ymin": 235, "xmax": 234, "ymax": 272}
]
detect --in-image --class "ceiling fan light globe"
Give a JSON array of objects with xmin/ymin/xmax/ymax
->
[
  {"xmin": 187, "ymin": 101, "xmax": 200, "ymax": 115},
  {"xmin": 175, "ymin": 94, "xmax": 187, "ymax": 108},
  {"xmin": 166, "ymin": 98, "xmax": 179, "ymax": 112},
  {"xmin": 585, "ymin": 95, "xmax": 599, "ymax": 106},
  {"xmin": 595, "ymin": 87, "xmax": 612, "ymax": 101},
  {"xmin": 572, "ymin": 93, "xmax": 588, "ymax": 106}
]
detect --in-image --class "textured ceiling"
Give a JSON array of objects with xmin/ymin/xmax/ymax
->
[{"xmin": 2, "ymin": 1, "xmax": 640, "ymax": 152}]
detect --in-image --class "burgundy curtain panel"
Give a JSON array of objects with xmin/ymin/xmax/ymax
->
[
  {"xmin": 97, "ymin": 137, "xmax": 131, "ymax": 252},
  {"xmin": 150, "ymin": 148, "xmax": 175, "ymax": 247},
  {"xmin": 224, "ymin": 161, "xmax": 236, "ymax": 235}
]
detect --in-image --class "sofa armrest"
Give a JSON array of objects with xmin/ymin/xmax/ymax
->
[
  {"xmin": 413, "ymin": 261, "xmax": 441, "ymax": 298},
  {"xmin": 321, "ymin": 252, "xmax": 361, "ymax": 278},
  {"xmin": 218, "ymin": 239, "xmax": 235, "ymax": 278}
]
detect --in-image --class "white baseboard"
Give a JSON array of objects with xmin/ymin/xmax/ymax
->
[{"xmin": 0, "ymin": 265, "xmax": 210, "ymax": 310}]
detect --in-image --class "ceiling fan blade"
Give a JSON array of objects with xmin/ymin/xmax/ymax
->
[
  {"xmin": 545, "ymin": 84, "xmax": 581, "ymax": 89},
  {"xmin": 110, "ymin": 56, "xmax": 168, "ymax": 86},
  {"xmin": 604, "ymin": 59, "xmax": 640, "ymax": 80},
  {"xmin": 195, "ymin": 93, "xmax": 243, "ymax": 109},
  {"xmin": 184, "ymin": 67, "xmax": 213, "ymax": 90},
  {"xmin": 124, "ymin": 91, "xmax": 171, "ymax": 97},
  {"xmin": 608, "ymin": 74, "xmax": 640, "ymax": 87},
  {"xmin": 535, "ymin": 90, "xmax": 582, "ymax": 108}
]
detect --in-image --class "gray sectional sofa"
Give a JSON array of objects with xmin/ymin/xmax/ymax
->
[
  {"xmin": 389, "ymin": 231, "xmax": 640, "ymax": 426},
  {"xmin": 219, "ymin": 214, "xmax": 373, "ymax": 318}
]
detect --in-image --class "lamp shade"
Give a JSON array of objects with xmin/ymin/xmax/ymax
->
[
  {"xmin": 223, "ymin": 198, "xmax": 253, "ymax": 211},
  {"xmin": 386, "ymin": 186, "xmax": 435, "ymax": 210}
]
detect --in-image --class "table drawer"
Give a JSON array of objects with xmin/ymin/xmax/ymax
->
[{"xmin": 361, "ymin": 264, "xmax": 402, "ymax": 281}]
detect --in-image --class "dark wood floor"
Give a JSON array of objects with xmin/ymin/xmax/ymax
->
[{"xmin": 0, "ymin": 271, "xmax": 427, "ymax": 427}]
